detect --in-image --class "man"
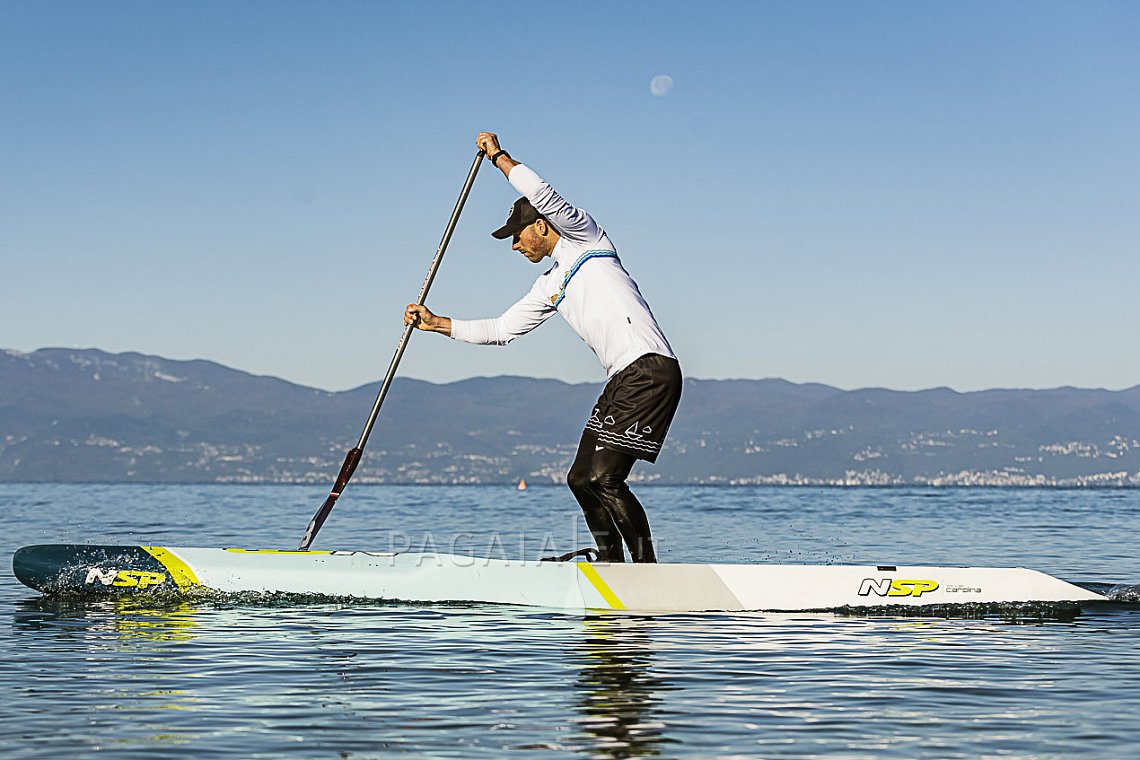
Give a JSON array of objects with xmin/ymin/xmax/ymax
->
[{"xmin": 404, "ymin": 132, "xmax": 681, "ymax": 563}]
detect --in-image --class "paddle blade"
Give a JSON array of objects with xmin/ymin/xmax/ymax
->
[
  {"xmin": 298, "ymin": 493, "xmax": 337, "ymax": 551},
  {"xmin": 299, "ymin": 446, "xmax": 362, "ymax": 550}
]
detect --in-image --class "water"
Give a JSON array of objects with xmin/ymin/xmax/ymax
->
[{"xmin": 3, "ymin": 484, "xmax": 1139, "ymax": 757}]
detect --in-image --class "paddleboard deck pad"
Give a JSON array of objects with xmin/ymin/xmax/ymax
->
[{"xmin": 12, "ymin": 544, "xmax": 1108, "ymax": 613}]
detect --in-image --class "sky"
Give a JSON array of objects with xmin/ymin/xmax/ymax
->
[{"xmin": 3, "ymin": 1, "xmax": 1139, "ymax": 393}]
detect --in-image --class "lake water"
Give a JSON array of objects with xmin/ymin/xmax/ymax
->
[{"xmin": 3, "ymin": 484, "xmax": 1139, "ymax": 757}]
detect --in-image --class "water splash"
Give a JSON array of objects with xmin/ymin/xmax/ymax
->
[
  {"xmin": 830, "ymin": 601, "xmax": 1083, "ymax": 622},
  {"xmin": 1105, "ymin": 583, "xmax": 1140, "ymax": 603}
]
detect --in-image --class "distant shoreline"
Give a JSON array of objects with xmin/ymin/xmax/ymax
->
[{"xmin": 4, "ymin": 348, "xmax": 1139, "ymax": 487}]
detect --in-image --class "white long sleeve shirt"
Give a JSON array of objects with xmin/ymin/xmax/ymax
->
[{"xmin": 449, "ymin": 164, "xmax": 675, "ymax": 378}]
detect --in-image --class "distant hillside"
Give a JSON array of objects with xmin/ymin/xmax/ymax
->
[{"xmin": 2, "ymin": 348, "xmax": 1139, "ymax": 485}]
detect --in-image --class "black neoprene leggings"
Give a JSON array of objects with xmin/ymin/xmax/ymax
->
[{"xmin": 566, "ymin": 433, "xmax": 657, "ymax": 563}]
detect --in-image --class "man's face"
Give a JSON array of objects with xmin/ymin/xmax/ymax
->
[{"xmin": 512, "ymin": 221, "xmax": 553, "ymax": 263}]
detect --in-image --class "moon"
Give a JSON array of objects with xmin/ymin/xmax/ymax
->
[{"xmin": 650, "ymin": 75, "xmax": 673, "ymax": 97}]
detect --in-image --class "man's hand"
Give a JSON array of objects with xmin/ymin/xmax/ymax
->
[
  {"xmin": 405, "ymin": 304, "xmax": 451, "ymax": 336},
  {"xmin": 476, "ymin": 131, "xmax": 501, "ymax": 156},
  {"xmin": 477, "ymin": 131, "xmax": 519, "ymax": 177}
]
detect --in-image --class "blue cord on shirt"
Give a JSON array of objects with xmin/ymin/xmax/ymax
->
[{"xmin": 552, "ymin": 250, "xmax": 619, "ymax": 308}]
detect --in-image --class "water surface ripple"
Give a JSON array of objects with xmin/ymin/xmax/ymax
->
[{"xmin": 3, "ymin": 484, "xmax": 1139, "ymax": 757}]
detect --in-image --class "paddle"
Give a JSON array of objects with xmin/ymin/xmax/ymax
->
[{"xmin": 299, "ymin": 149, "xmax": 485, "ymax": 550}]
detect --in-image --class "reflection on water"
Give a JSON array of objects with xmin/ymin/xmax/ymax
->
[
  {"xmin": 16, "ymin": 595, "xmax": 200, "ymax": 644},
  {"xmin": 11, "ymin": 594, "xmax": 686, "ymax": 756},
  {"xmin": 6, "ymin": 593, "xmax": 1140, "ymax": 757},
  {"xmin": 571, "ymin": 615, "xmax": 678, "ymax": 757},
  {"xmin": 11, "ymin": 596, "xmax": 205, "ymax": 751}
]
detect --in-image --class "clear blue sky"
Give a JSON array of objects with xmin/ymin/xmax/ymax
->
[{"xmin": 3, "ymin": 1, "xmax": 1138, "ymax": 392}]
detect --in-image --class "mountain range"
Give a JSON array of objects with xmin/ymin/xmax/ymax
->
[{"xmin": 2, "ymin": 348, "xmax": 1139, "ymax": 486}]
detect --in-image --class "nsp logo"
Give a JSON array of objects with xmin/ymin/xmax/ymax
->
[
  {"xmin": 85, "ymin": 567, "xmax": 168, "ymax": 589},
  {"xmin": 857, "ymin": 578, "xmax": 939, "ymax": 598}
]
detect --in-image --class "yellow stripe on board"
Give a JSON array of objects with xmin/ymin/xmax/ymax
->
[
  {"xmin": 577, "ymin": 563, "xmax": 626, "ymax": 610},
  {"xmin": 141, "ymin": 546, "xmax": 202, "ymax": 592},
  {"xmin": 223, "ymin": 548, "xmax": 334, "ymax": 555}
]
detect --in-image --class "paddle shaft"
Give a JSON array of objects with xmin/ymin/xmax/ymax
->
[{"xmin": 299, "ymin": 150, "xmax": 485, "ymax": 550}]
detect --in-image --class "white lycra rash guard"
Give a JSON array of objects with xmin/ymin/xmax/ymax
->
[{"xmin": 449, "ymin": 164, "xmax": 675, "ymax": 378}]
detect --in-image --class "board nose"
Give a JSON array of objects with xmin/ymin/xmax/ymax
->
[
  {"xmin": 12, "ymin": 544, "xmax": 169, "ymax": 595},
  {"xmin": 12, "ymin": 544, "xmax": 57, "ymax": 592}
]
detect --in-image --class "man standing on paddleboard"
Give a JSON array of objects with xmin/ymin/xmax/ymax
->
[{"xmin": 404, "ymin": 132, "xmax": 682, "ymax": 563}]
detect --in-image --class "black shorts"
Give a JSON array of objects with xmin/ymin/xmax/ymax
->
[{"xmin": 583, "ymin": 354, "xmax": 682, "ymax": 463}]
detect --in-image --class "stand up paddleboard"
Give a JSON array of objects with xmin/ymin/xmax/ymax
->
[{"xmin": 11, "ymin": 544, "xmax": 1107, "ymax": 612}]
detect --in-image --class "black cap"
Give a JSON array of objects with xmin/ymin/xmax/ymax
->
[{"xmin": 491, "ymin": 197, "xmax": 541, "ymax": 239}]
